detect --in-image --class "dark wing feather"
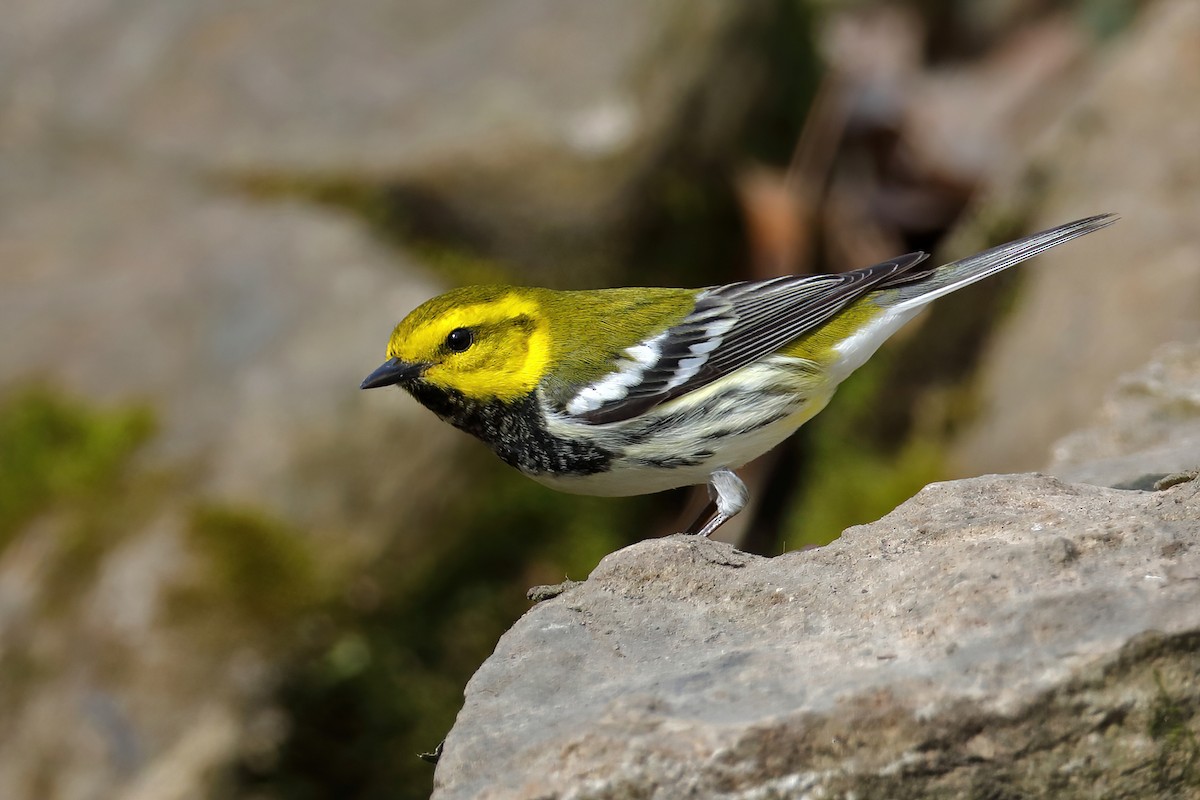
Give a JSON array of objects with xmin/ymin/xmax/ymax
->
[{"xmin": 578, "ymin": 252, "xmax": 931, "ymax": 424}]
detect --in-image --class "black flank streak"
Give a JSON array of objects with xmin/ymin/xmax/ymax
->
[
  {"xmin": 610, "ymin": 412, "xmax": 691, "ymax": 446},
  {"xmin": 699, "ymin": 411, "xmax": 792, "ymax": 442},
  {"xmin": 614, "ymin": 388, "xmax": 802, "ymax": 448},
  {"xmin": 625, "ymin": 452, "xmax": 713, "ymax": 469}
]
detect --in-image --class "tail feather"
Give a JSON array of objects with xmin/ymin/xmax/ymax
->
[{"xmin": 882, "ymin": 213, "xmax": 1118, "ymax": 312}]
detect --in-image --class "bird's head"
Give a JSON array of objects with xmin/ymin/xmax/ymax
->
[{"xmin": 361, "ymin": 286, "xmax": 551, "ymax": 403}]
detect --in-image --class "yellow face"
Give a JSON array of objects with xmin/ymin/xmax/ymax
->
[{"xmin": 386, "ymin": 287, "xmax": 551, "ymax": 402}]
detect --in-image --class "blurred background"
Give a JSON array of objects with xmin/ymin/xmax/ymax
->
[{"xmin": 2, "ymin": 0, "xmax": 1198, "ymax": 798}]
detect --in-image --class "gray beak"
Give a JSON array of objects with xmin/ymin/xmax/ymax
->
[{"xmin": 360, "ymin": 358, "xmax": 425, "ymax": 389}]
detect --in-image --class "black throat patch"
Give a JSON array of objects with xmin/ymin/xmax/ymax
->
[{"xmin": 405, "ymin": 382, "xmax": 612, "ymax": 477}]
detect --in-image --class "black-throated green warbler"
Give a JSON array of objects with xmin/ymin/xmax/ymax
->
[{"xmin": 362, "ymin": 214, "xmax": 1115, "ymax": 537}]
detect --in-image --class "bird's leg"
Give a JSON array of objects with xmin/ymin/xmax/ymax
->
[
  {"xmin": 684, "ymin": 499, "xmax": 718, "ymax": 535},
  {"xmin": 685, "ymin": 467, "xmax": 748, "ymax": 537}
]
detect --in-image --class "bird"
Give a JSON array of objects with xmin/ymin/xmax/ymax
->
[{"xmin": 362, "ymin": 214, "xmax": 1116, "ymax": 538}]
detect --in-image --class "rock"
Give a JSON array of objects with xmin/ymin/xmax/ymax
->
[
  {"xmin": 0, "ymin": 152, "xmax": 454, "ymax": 538},
  {"xmin": 949, "ymin": 0, "xmax": 1200, "ymax": 474},
  {"xmin": 434, "ymin": 473, "xmax": 1200, "ymax": 798},
  {"xmin": 0, "ymin": 3, "xmax": 799, "ymax": 796},
  {"xmin": 0, "ymin": 151, "xmax": 462, "ymax": 800},
  {"xmin": 0, "ymin": 0, "xmax": 782, "ymax": 276},
  {"xmin": 1049, "ymin": 341, "xmax": 1200, "ymax": 490}
]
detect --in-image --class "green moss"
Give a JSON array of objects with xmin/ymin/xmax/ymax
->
[
  {"xmin": 237, "ymin": 7, "xmax": 827, "ymax": 796},
  {"xmin": 1079, "ymin": 0, "xmax": 1139, "ymax": 40},
  {"xmin": 407, "ymin": 242, "xmax": 514, "ymax": 287},
  {"xmin": 781, "ymin": 358, "xmax": 946, "ymax": 549},
  {"xmin": 183, "ymin": 505, "xmax": 325, "ymax": 625},
  {"xmin": 786, "ymin": 434, "xmax": 944, "ymax": 550},
  {"xmin": 252, "ymin": 453, "xmax": 656, "ymax": 800},
  {"xmin": 1149, "ymin": 670, "xmax": 1200, "ymax": 788},
  {"xmin": 964, "ymin": 204, "xmax": 1036, "ymax": 256},
  {"xmin": 0, "ymin": 647, "xmax": 44, "ymax": 714},
  {"xmin": 235, "ymin": 173, "xmax": 397, "ymax": 236},
  {"xmin": 0, "ymin": 388, "xmax": 154, "ymax": 553}
]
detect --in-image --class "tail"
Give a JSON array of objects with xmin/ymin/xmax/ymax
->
[{"xmin": 883, "ymin": 213, "xmax": 1118, "ymax": 313}]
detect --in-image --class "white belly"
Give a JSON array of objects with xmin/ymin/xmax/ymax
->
[{"xmin": 537, "ymin": 374, "xmax": 835, "ymax": 497}]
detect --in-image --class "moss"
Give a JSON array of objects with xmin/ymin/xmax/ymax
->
[
  {"xmin": 406, "ymin": 242, "xmax": 515, "ymax": 287},
  {"xmin": 238, "ymin": 6, "xmax": 825, "ymax": 796},
  {"xmin": 181, "ymin": 505, "xmax": 326, "ymax": 626},
  {"xmin": 781, "ymin": 358, "xmax": 946, "ymax": 549},
  {"xmin": 786, "ymin": 434, "xmax": 944, "ymax": 550},
  {"xmin": 0, "ymin": 647, "xmax": 45, "ymax": 716},
  {"xmin": 1149, "ymin": 670, "xmax": 1200, "ymax": 788},
  {"xmin": 0, "ymin": 388, "xmax": 154, "ymax": 554},
  {"xmin": 248, "ymin": 453, "xmax": 657, "ymax": 800},
  {"xmin": 1079, "ymin": 0, "xmax": 1139, "ymax": 40},
  {"xmin": 235, "ymin": 170, "xmax": 526, "ymax": 294},
  {"xmin": 0, "ymin": 388, "xmax": 161, "ymax": 690},
  {"xmin": 234, "ymin": 173, "xmax": 397, "ymax": 236},
  {"xmin": 959, "ymin": 203, "xmax": 1037, "ymax": 258}
]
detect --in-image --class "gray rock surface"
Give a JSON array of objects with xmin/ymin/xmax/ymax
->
[
  {"xmin": 0, "ymin": 153, "xmax": 452, "ymax": 537},
  {"xmin": 0, "ymin": 0, "xmax": 778, "ymax": 274},
  {"xmin": 1050, "ymin": 341, "xmax": 1200, "ymax": 490},
  {"xmin": 0, "ymin": 151, "xmax": 462, "ymax": 800},
  {"xmin": 435, "ymin": 473, "xmax": 1200, "ymax": 799},
  {"xmin": 949, "ymin": 0, "xmax": 1200, "ymax": 475},
  {"xmin": 434, "ymin": 333, "xmax": 1200, "ymax": 797},
  {"xmin": 0, "ymin": 3, "xmax": 790, "ymax": 797}
]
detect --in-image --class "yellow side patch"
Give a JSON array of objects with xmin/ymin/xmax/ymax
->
[{"xmin": 779, "ymin": 300, "xmax": 884, "ymax": 363}]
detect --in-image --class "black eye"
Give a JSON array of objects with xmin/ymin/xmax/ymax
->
[{"xmin": 444, "ymin": 327, "xmax": 474, "ymax": 353}]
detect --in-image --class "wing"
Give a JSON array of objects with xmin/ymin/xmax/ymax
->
[{"xmin": 567, "ymin": 252, "xmax": 932, "ymax": 424}]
